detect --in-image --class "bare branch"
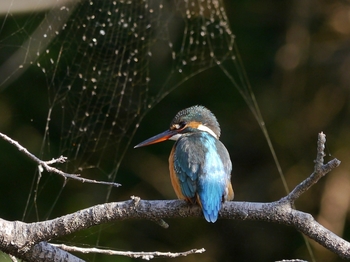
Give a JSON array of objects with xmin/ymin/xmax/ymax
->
[
  {"xmin": 44, "ymin": 156, "xmax": 68, "ymax": 165},
  {"xmin": 9, "ymin": 255, "xmax": 18, "ymax": 262},
  {"xmin": 0, "ymin": 132, "xmax": 346, "ymax": 261},
  {"xmin": 52, "ymin": 244, "xmax": 205, "ymax": 260},
  {"xmin": 0, "ymin": 197, "xmax": 347, "ymax": 259},
  {"xmin": 131, "ymin": 195, "xmax": 169, "ymax": 228},
  {"xmin": 23, "ymin": 242, "xmax": 84, "ymax": 262},
  {"xmin": 285, "ymin": 132, "xmax": 341, "ymax": 203},
  {"xmin": 0, "ymin": 132, "xmax": 120, "ymax": 187},
  {"xmin": 276, "ymin": 259, "xmax": 307, "ymax": 262}
]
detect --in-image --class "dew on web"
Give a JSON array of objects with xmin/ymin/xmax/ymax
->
[{"xmin": 0, "ymin": 0, "xmax": 239, "ymax": 218}]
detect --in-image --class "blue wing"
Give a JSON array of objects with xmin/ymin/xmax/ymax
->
[{"xmin": 173, "ymin": 132, "xmax": 232, "ymax": 222}]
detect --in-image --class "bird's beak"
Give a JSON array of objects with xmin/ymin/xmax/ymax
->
[{"xmin": 134, "ymin": 129, "xmax": 178, "ymax": 148}]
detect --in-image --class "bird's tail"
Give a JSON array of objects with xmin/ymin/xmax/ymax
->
[{"xmin": 197, "ymin": 182, "xmax": 223, "ymax": 223}]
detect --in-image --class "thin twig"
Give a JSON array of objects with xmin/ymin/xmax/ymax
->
[
  {"xmin": 131, "ymin": 196, "xmax": 169, "ymax": 228},
  {"xmin": 151, "ymin": 218, "xmax": 169, "ymax": 229},
  {"xmin": 45, "ymin": 156, "xmax": 67, "ymax": 165},
  {"xmin": 314, "ymin": 131, "xmax": 326, "ymax": 171},
  {"xmin": 275, "ymin": 259, "xmax": 307, "ymax": 262},
  {"xmin": 285, "ymin": 132, "xmax": 340, "ymax": 203},
  {"xmin": 9, "ymin": 255, "xmax": 18, "ymax": 262},
  {"xmin": 0, "ymin": 132, "xmax": 345, "ymax": 260},
  {"xmin": 0, "ymin": 132, "xmax": 120, "ymax": 187},
  {"xmin": 52, "ymin": 244, "xmax": 205, "ymax": 260}
]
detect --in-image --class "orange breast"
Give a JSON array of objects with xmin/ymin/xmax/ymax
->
[
  {"xmin": 226, "ymin": 180, "xmax": 234, "ymax": 201},
  {"xmin": 168, "ymin": 145, "xmax": 186, "ymax": 200}
]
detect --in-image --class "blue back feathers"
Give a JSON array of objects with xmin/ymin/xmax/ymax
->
[{"xmin": 173, "ymin": 132, "xmax": 232, "ymax": 222}]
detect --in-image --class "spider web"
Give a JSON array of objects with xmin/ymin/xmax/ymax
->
[
  {"xmin": 0, "ymin": 0, "xmax": 257, "ymax": 219},
  {"xmin": 3, "ymin": 1, "xmax": 343, "ymax": 260}
]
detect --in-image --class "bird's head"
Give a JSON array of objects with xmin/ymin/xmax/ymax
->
[{"xmin": 134, "ymin": 105, "xmax": 221, "ymax": 148}]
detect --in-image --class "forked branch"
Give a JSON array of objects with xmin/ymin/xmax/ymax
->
[
  {"xmin": 0, "ymin": 132, "xmax": 345, "ymax": 261},
  {"xmin": 285, "ymin": 132, "xmax": 337, "ymax": 203},
  {"xmin": 0, "ymin": 132, "xmax": 120, "ymax": 187}
]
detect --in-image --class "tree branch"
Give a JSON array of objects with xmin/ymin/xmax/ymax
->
[
  {"xmin": 284, "ymin": 132, "xmax": 333, "ymax": 203},
  {"xmin": 0, "ymin": 132, "xmax": 120, "ymax": 187},
  {"xmin": 23, "ymin": 242, "xmax": 84, "ymax": 262},
  {"xmin": 52, "ymin": 244, "xmax": 205, "ymax": 259},
  {"xmin": 0, "ymin": 132, "xmax": 345, "ymax": 261}
]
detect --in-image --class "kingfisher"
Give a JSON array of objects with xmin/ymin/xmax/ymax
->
[{"xmin": 134, "ymin": 105, "xmax": 234, "ymax": 222}]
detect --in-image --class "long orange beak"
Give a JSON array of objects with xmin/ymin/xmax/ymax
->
[{"xmin": 134, "ymin": 129, "xmax": 178, "ymax": 148}]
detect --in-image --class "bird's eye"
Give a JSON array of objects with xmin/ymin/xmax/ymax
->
[
  {"xmin": 179, "ymin": 121, "xmax": 186, "ymax": 129},
  {"xmin": 173, "ymin": 122, "xmax": 186, "ymax": 130}
]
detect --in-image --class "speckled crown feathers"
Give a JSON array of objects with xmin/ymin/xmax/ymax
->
[{"xmin": 170, "ymin": 105, "xmax": 221, "ymax": 138}]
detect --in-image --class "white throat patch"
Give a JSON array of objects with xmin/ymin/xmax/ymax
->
[
  {"xmin": 169, "ymin": 133, "xmax": 181, "ymax": 141},
  {"xmin": 169, "ymin": 124, "xmax": 218, "ymax": 141},
  {"xmin": 197, "ymin": 124, "xmax": 218, "ymax": 139}
]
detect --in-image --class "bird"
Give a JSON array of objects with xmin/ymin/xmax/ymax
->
[{"xmin": 134, "ymin": 105, "xmax": 234, "ymax": 222}]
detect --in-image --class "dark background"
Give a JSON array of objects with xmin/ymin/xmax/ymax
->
[{"xmin": 1, "ymin": 0, "xmax": 350, "ymax": 261}]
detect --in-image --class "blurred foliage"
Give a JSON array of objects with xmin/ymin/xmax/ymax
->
[{"xmin": 1, "ymin": 0, "xmax": 350, "ymax": 261}]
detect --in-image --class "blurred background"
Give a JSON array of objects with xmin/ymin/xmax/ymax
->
[{"xmin": 1, "ymin": 0, "xmax": 350, "ymax": 261}]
